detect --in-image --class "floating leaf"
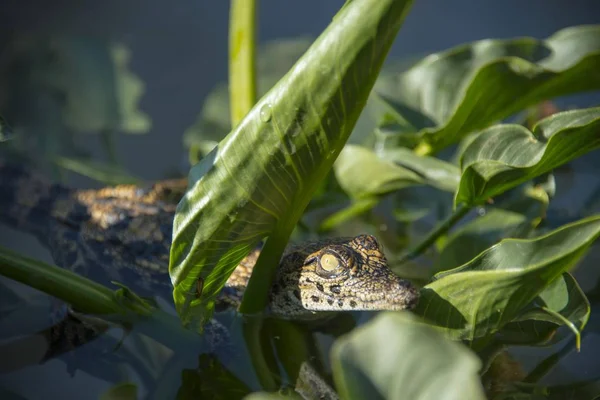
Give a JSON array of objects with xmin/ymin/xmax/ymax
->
[
  {"xmin": 331, "ymin": 312, "xmax": 485, "ymax": 400},
  {"xmin": 169, "ymin": 0, "xmax": 416, "ymax": 324},
  {"xmin": 456, "ymin": 107, "xmax": 600, "ymax": 207},
  {"xmin": 374, "ymin": 25, "xmax": 600, "ymax": 154},
  {"xmin": 415, "ymin": 215, "xmax": 600, "ymax": 340}
]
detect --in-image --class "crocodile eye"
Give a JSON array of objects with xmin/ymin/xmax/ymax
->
[{"xmin": 319, "ymin": 253, "xmax": 340, "ymax": 272}]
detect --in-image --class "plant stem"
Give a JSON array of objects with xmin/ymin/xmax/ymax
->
[
  {"xmin": 239, "ymin": 222, "xmax": 295, "ymax": 313},
  {"xmin": 0, "ymin": 245, "xmax": 204, "ymax": 352},
  {"xmin": 229, "ymin": 0, "xmax": 258, "ymax": 127},
  {"xmin": 400, "ymin": 203, "xmax": 471, "ymax": 262}
]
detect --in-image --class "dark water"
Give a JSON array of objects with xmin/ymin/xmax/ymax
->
[{"xmin": 1, "ymin": 1, "xmax": 600, "ymax": 398}]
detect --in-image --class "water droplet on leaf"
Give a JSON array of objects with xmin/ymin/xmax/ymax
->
[{"xmin": 260, "ymin": 104, "xmax": 272, "ymax": 122}]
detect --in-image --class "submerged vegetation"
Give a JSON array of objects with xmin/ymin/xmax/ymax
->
[{"xmin": 1, "ymin": 0, "xmax": 600, "ymax": 398}]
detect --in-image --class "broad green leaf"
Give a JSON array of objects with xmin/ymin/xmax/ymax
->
[
  {"xmin": 334, "ymin": 145, "xmax": 460, "ymax": 200},
  {"xmin": 379, "ymin": 147, "xmax": 460, "ymax": 192},
  {"xmin": 456, "ymin": 107, "xmax": 600, "ymax": 207},
  {"xmin": 375, "ymin": 25, "xmax": 600, "ymax": 154},
  {"xmin": 434, "ymin": 179, "xmax": 551, "ymax": 272},
  {"xmin": 331, "ymin": 312, "xmax": 485, "ymax": 400},
  {"xmin": 414, "ymin": 215, "xmax": 600, "ymax": 340},
  {"xmin": 52, "ymin": 156, "xmax": 142, "ymax": 185},
  {"xmin": 435, "ymin": 208, "xmax": 530, "ymax": 273},
  {"xmin": 334, "ymin": 145, "xmax": 422, "ymax": 199},
  {"xmin": 496, "ymin": 272, "xmax": 590, "ymax": 347},
  {"xmin": 169, "ymin": 0, "xmax": 416, "ymax": 323}
]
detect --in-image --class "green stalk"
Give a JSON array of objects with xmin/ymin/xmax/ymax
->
[
  {"xmin": 229, "ymin": 0, "xmax": 258, "ymax": 127},
  {"xmin": 0, "ymin": 245, "xmax": 125, "ymax": 315},
  {"xmin": 0, "ymin": 245, "xmax": 203, "ymax": 352},
  {"xmin": 400, "ymin": 203, "xmax": 471, "ymax": 262},
  {"xmin": 239, "ymin": 221, "xmax": 296, "ymax": 313}
]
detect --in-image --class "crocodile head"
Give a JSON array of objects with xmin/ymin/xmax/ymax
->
[{"xmin": 268, "ymin": 234, "xmax": 419, "ymax": 319}]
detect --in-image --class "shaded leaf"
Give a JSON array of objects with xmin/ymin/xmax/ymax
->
[
  {"xmin": 434, "ymin": 179, "xmax": 551, "ymax": 272},
  {"xmin": 414, "ymin": 215, "xmax": 600, "ymax": 340},
  {"xmin": 435, "ymin": 208, "xmax": 530, "ymax": 273},
  {"xmin": 497, "ymin": 272, "xmax": 590, "ymax": 346},
  {"xmin": 375, "ymin": 25, "xmax": 600, "ymax": 154},
  {"xmin": 331, "ymin": 312, "xmax": 485, "ymax": 400},
  {"xmin": 456, "ymin": 107, "xmax": 600, "ymax": 207},
  {"xmin": 169, "ymin": 0, "xmax": 416, "ymax": 323},
  {"xmin": 379, "ymin": 147, "xmax": 460, "ymax": 192},
  {"xmin": 334, "ymin": 145, "xmax": 422, "ymax": 199}
]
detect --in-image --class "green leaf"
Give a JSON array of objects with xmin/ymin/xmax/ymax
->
[
  {"xmin": 434, "ymin": 180, "xmax": 551, "ymax": 272},
  {"xmin": 456, "ymin": 107, "xmax": 600, "ymax": 207},
  {"xmin": 334, "ymin": 145, "xmax": 460, "ymax": 200},
  {"xmin": 169, "ymin": 0, "xmax": 416, "ymax": 324},
  {"xmin": 379, "ymin": 147, "xmax": 460, "ymax": 192},
  {"xmin": 414, "ymin": 215, "xmax": 600, "ymax": 340},
  {"xmin": 435, "ymin": 208, "xmax": 530, "ymax": 272},
  {"xmin": 497, "ymin": 272, "xmax": 590, "ymax": 347},
  {"xmin": 375, "ymin": 25, "xmax": 600, "ymax": 154},
  {"xmin": 331, "ymin": 312, "xmax": 486, "ymax": 400},
  {"xmin": 334, "ymin": 145, "xmax": 423, "ymax": 199}
]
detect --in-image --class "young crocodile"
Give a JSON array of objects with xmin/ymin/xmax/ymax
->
[{"xmin": 0, "ymin": 161, "xmax": 419, "ymax": 318}]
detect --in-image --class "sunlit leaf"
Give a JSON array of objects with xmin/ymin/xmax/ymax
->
[
  {"xmin": 374, "ymin": 25, "xmax": 600, "ymax": 154},
  {"xmin": 331, "ymin": 312, "xmax": 485, "ymax": 400},
  {"xmin": 169, "ymin": 0, "xmax": 416, "ymax": 324},
  {"xmin": 415, "ymin": 215, "xmax": 600, "ymax": 340},
  {"xmin": 456, "ymin": 107, "xmax": 600, "ymax": 207}
]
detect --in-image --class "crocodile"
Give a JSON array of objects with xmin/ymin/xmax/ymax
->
[{"xmin": 0, "ymin": 160, "xmax": 419, "ymax": 319}]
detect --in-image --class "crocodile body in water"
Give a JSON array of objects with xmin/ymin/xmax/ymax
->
[{"xmin": 0, "ymin": 160, "xmax": 419, "ymax": 319}]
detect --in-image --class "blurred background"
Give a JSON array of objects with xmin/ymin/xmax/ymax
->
[{"xmin": 0, "ymin": 0, "xmax": 599, "ymax": 398}]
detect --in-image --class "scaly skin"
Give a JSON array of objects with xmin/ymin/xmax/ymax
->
[{"xmin": 0, "ymin": 161, "xmax": 419, "ymax": 318}]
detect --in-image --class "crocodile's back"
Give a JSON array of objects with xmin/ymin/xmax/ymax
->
[
  {"xmin": 0, "ymin": 161, "xmax": 73, "ymax": 242},
  {"xmin": 0, "ymin": 161, "xmax": 184, "ymax": 298}
]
